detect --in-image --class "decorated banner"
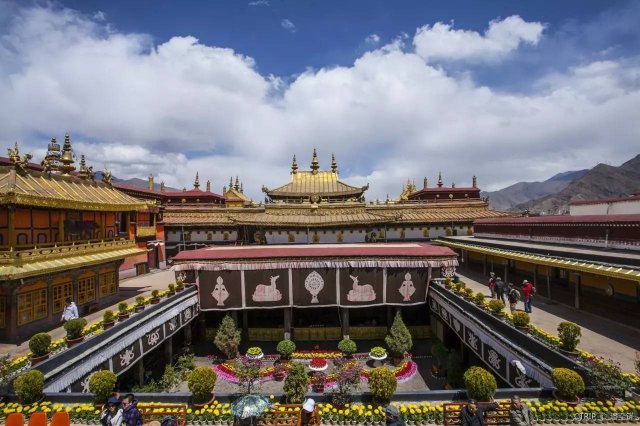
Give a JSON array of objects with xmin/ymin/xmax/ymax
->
[
  {"xmin": 483, "ymin": 342, "xmax": 507, "ymax": 379},
  {"xmin": 244, "ymin": 269, "xmax": 290, "ymax": 308},
  {"xmin": 339, "ymin": 268, "xmax": 384, "ymax": 307},
  {"xmin": 111, "ymin": 342, "xmax": 142, "ymax": 374},
  {"xmin": 199, "ymin": 271, "xmax": 243, "ymax": 310},
  {"xmin": 69, "ymin": 361, "xmax": 109, "ymax": 393},
  {"xmin": 142, "ymin": 325, "xmax": 165, "ymax": 354},
  {"xmin": 385, "ymin": 268, "xmax": 429, "ymax": 305},
  {"xmin": 291, "ymin": 268, "xmax": 338, "ymax": 307}
]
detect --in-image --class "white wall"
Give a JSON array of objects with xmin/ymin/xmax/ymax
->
[
  {"xmin": 165, "ymin": 229, "xmax": 237, "ymax": 242},
  {"xmin": 570, "ymin": 199, "xmax": 640, "ymax": 215}
]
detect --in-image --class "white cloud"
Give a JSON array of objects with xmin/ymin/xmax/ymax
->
[
  {"xmin": 280, "ymin": 19, "xmax": 296, "ymax": 32},
  {"xmin": 248, "ymin": 0, "xmax": 269, "ymax": 6},
  {"xmin": 0, "ymin": 5, "xmax": 638, "ymax": 201},
  {"xmin": 413, "ymin": 15, "xmax": 545, "ymax": 62},
  {"xmin": 365, "ymin": 34, "xmax": 380, "ymax": 44}
]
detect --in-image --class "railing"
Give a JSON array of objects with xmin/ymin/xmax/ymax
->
[
  {"xmin": 0, "ymin": 237, "xmax": 126, "ymax": 252},
  {"xmin": 0, "ymin": 238, "xmax": 138, "ymax": 263},
  {"xmin": 136, "ymin": 226, "xmax": 156, "ymax": 237}
]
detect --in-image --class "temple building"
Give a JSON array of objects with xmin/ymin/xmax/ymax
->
[{"xmin": 0, "ymin": 137, "xmax": 157, "ymax": 342}]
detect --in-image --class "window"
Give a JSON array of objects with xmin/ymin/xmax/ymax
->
[
  {"xmin": 99, "ymin": 272, "xmax": 117, "ymax": 298},
  {"xmin": 37, "ymin": 233, "xmax": 47, "ymax": 243},
  {"xmin": 52, "ymin": 281, "xmax": 73, "ymax": 313},
  {"xmin": 17, "ymin": 289, "xmax": 47, "ymax": 326},
  {"xmin": 0, "ymin": 297, "xmax": 6, "ymax": 328},
  {"xmin": 78, "ymin": 276, "xmax": 96, "ymax": 305}
]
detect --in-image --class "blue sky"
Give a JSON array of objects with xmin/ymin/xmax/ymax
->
[{"xmin": 0, "ymin": 0, "xmax": 639, "ymax": 198}]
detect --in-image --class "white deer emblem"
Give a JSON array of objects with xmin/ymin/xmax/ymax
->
[
  {"xmin": 346, "ymin": 275, "xmax": 376, "ymax": 302},
  {"xmin": 399, "ymin": 272, "xmax": 415, "ymax": 301},
  {"xmin": 252, "ymin": 275, "xmax": 283, "ymax": 302},
  {"xmin": 212, "ymin": 276, "xmax": 229, "ymax": 306}
]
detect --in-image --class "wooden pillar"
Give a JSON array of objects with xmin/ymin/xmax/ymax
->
[
  {"xmin": 546, "ymin": 268, "xmax": 551, "ymax": 300},
  {"xmin": 283, "ymin": 308, "xmax": 292, "ymax": 339},
  {"xmin": 8, "ymin": 206, "xmax": 15, "ymax": 246},
  {"xmin": 574, "ymin": 274, "xmax": 581, "ymax": 310},
  {"xmin": 184, "ymin": 322, "xmax": 192, "ymax": 347},
  {"xmin": 100, "ymin": 212, "xmax": 106, "ymax": 240},
  {"xmin": 137, "ymin": 358, "xmax": 145, "ymax": 385},
  {"xmin": 341, "ymin": 308, "xmax": 349, "ymax": 338},
  {"xmin": 533, "ymin": 264, "xmax": 538, "ymax": 287},
  {"xmin": 483, "ymin": 254, "xmax": 487, "ymax": 276},
  {"xmin": 58, "ymin": 210, "xmax": 65, "ymax": 242},
  {"xmin": 503, "ymin": 261, "xmax": 509, "ymax": 284},
  {"xmin": 164, "ymin": 336, "xmax": 173, "ymax": 365},
  {"xmin": 242, "ymin": 310, "xmax": 249, "ymax": 340}
]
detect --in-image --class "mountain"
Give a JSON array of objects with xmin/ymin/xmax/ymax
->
[
  {"xmin": 481, "ymin": 169, "xmax": 588, "ymax": 210},
  {"xmin": 515, "ymin": 154, "xmax": 640, "ymax": 214},
  {"xmin": 93, "ymin": 172, "xmax": 181, "ymax": 192}
]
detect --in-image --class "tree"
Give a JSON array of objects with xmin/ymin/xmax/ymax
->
[
  {"xmin": 214, "ymin": 314, "xmax": 241, "ymax": 359},
  {"xmin": 331, "ymin": 357, "xmax": 362, "ymax": 406},
  {"xmin": 235, "ymin": 356, "xmax": 263, "ymax": 395},
  {"xmin": 385, "ymin": 312, "xmax": 413, "ymax": 357},
  {"xmin": 283, "ymin": 362, "xmax": 309, "ymax": 403}
]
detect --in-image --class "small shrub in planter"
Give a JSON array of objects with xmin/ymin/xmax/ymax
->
[
  {"xmin": 283, "ymin": 362, "xmax": 309, "ymax": 403},
  {"xmin": 369, "ymin": 346, "xmax": 387, "ymax": 358},
  {"xmin": 274, "ymin": 364, "xmax": 287, "ymax": 382},
  {"xmin": 337, "ymin": 338, "xmax": 357, "ymax": 357},
  {"xmin": 135, "ymin": 296, "xmax": 146, "ymax": 312},
  {"xmin": 188, "ymin": 367, "xmax": 217, "ymax": 404},
  {"xmin": 473, "ymin": 292, "xmax": 485, "ymax": 304},
  {"xmin": 151, "ymin": 289, "xmax": 160, "ymax": 304},
  {"xmin": 512, "ymin": 312, "xmax": 530, "ymax": 329},
  {"xmin": 488, "ymin": 299, "xmax": 505, "ymax": 315},
  {"xmin": 103, "ymin": 310, "xmax": 116, "ymax": 329},
  {"xmin": 463, "ymin": 288, "xmax": 474, "ymax": 298},
  {"xmin": 14, "ymin": 370, "xmax": 44, "ymax": 404},
  {"xmin": 64, "ymin": 318, "xmax": 87, "ymax": 347},
  {"xmin": 176, "ymin": 281, "xmax": 185, "ymax": 292},
  {"xmin": 369, "ymin": 367, "xmax": 397, "ymax": 405},
  {"xmin": 276, "ymin": 339, "xmax": 296, "ymax": 359},
  {"xmin": 384, "ymin": 312, "xmax": 413, "ymax": 364},
  {"xmin": 551, "ymin": 368, "xmax": 585, "ymax": 401},
  {"xmin": 168, "ymin": 283, "xmax": 176, "ymax": 294},
  {"xmin": 444, "ymin": 277, "xmax": 453, "ymax": 288},
  {"xmin": 29, "ymin": 332, "xmax": 51, "ymax": 359},
  {"xmin": 118, "ymin": 302, "xmax": 129, "ymax": 320},
  {"xmin": 246, "ymin": 347, "xmax": 263, "ymax": 358},
  {"xmin": 464, "ymin": 367, "xmax": 497, "ymax": 401},
  {"xmin": 312, "ymin": 371, "xmax": 326, "ymax": 393},
  {"xmin": 88, "ymin": 370, "xmax": 117, "ymax": 403},
  {"xmin": 214, "ymin": 314, "xmax": 241, "ymax": 359},
  {"xmin": 557, "ymin": 322, "xmax": 581, "ymax": 353}
]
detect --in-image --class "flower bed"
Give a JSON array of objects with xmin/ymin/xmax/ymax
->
[{"xmin": 309, "ymin": 358, "xmax": 328, "ymax": 371}]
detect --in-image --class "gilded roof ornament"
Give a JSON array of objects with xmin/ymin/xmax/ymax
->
[
  {"xmin": 59, "ymin": 133, "xmax": 76, "ymax": 176},
  {"xmin": 78, "ymin": 155, "xmax": 90, "ymax": 179},
  {"xmin": 206, "ymin": 179, "xmax": 211, "ymax": 192},
  {"xmin": 424, "ymin": 177, "xmax": 428, "ymax": 189},
  {"xmin": 7, "ymin": 142, "xmax": 32, "ymax": 173},
  {"xmin": 194, "ymin": 172, "xmax": 200, "ymax": 189},
  {"xmin": 437, "ymin": 172, "xmax": 443, "ymax": 187},
  {"xmin": 331, "ymin": 153, "xmax": 338, "ymax": 174},
  {"xmin": 310, "ymin": 148, "xmax": 319, "ymax": 173},
  {"xmin": 160, "ymin": 181, "xmax": 165, "ymax": 192},
  {"xmin": 472, "ymin": 175, "xmax": 477, "ymax": 188},
  {"xmin": 452, "ymin": 182, "xmax": 456, "ymax": 188},
  {"xmin": 234, "ymin": 176, "xmax": 240, "ymax": 190},
  {"xmin": 102, "ymin": 168, "xmax": 113, "ymax": 185},
  {"xmin": 291, "ymin": 155, "xmax": 298, "ymax": 174},
  {"xmin": 43, "ymin": 137, "xmax": 61, "ymax": 172},
  {"xmin": 229, "ymin": 176, "xmax": 233, "ymax": 189}
]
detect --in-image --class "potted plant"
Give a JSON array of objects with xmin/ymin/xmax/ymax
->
[
  {"xmin": 118, "ymin": 302, "xmax": 129, "ymax": 321},
  {"xmin": 134, "ymin": 296, "xmax": 146, "ymax": 313},
  {"xmin": 488, "ymin": 299, "xmax": 506, "ymax": 317},
  {"xmin": 168, "ymin": 283, "xmax": 176, "ymax": 296},
  {"xmin": 283, "ymin": 362, "xmax": 309, "ymax": 403},
  {"xmin": 273, "ymin": 363, "xmax": 287, "ymax": 382},
  {"xmin": 444, "ymin": 277, "xmax": 453, "ymax": 289},
  {"xmin": 338, "ymin": 338, "xmax": 357, "ymax": 358},
  {"xmin": 246, "ymin": 346, "xmax": 264, "ymax": 360},
  {"xmin": 0, "ymin": 354, "xmax": 11, "ymax": 398},
  {"xmin": 28, "ymin": 332, "xmax": 51, "ymax": 365},
  {"xmin": 463, "ymin": 287, "xmax": 474, "ymax": 300},
  {"xmin": 13, "ymin": 370, "xmax": 44, "ymax": 404},
  {"xmin": 150, "ymin": 289, "xmax": 160, "ymax": 304},
  {"xmin": 175, "ymin": 281, "xmax": 185, "ymax": 292},
  {"xmin": 430, "ymin": 342, "xmax": 449, "ymax": 377},
  {"xmin": 557, "ymin": 322, "xmax": 581, "ymax": 356},
  {"xmin": 64, "ymin": 318, "xmax": 88, "ymax": 348},
  {"xmin": 551, "ymin": 368, "xmax": 584, "ymax": 405},
  {"xmin": 369, "ymin": 367, "xmax": 397, "ymax": 405},
  {"xmin": 369, "ymin": 346, "xmax": 387, "ymax": 361},
  {"xmin": 463, "ymin": 366, "xmax": 497, "ymax": 401},
  {"xmin": 214, "ymin": 314, "xmax": 241, "ymax": 359},
  {"xmin": 312, "ymin": 371, "xmax": 326, "ymax": 393},
  {"xmin": 103, "ymin": 310, "xmax": 116, "ymax": 329},
  {"xmin": 384, "ymin": 312, "xmax": 413, "ymax": 366},
  {"xmin": 188, "ymin": 367, "xmax": 217, "ymax": 406},
  {"xmin": 88, "ymin": 370, "xmax": 117, "ymax": 405},
  {"xmin": 512, "ymin": 312, "xmax": 530, "ymax": 332},
  {"xmin": 473, "ymin": 292, "xmax": 485, "ymax": 306},
  {"xmin": 276, "ymin": 339, "xmax": 296, "ymax": 360}
]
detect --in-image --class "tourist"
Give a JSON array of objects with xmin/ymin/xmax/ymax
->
[
  {"xmin": 301, "ymin": 398, "xmax": 320, "ymax": 426},
  {"xmin": 60, "ymin": 298, "xmax": 79, "ymax": 322},
  {"xmin": 522, "ymin": 280, "xmax": 534, "ymax": 313},
  {"xmin": 508, "ymin": 284, "xmax": 520, "ymax": 313},
  {"xmin": 509, "ymin": 395, "xmax": 533, "ymax": 426},
  {"xmin": 122, "ymin": 393, "xmax": 142, "ymax": 426},
  {"xmin": 383, "ymin": 405, "xmax": 406, "ymax": 426},
  {"xmin": 488, "ymin": 272, "xmax": 496, "ymax": 299},
  {"xmin": 459, "ymin": 399, "xmax": 499, "ymax": 426},
  {"xmin": 495, "ymin": 277, "xmax": 506, "ymax": 303},
  {"xmin": 100, "ymin": 396, "xmax": 123, "ymax": 426}
]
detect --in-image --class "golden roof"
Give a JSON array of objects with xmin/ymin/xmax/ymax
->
[
  {"xmin": 264, "ymin": 170, "xmax": 368, "ymax": 198},
  {"xmin": 224, "ymin": 187, "xmax": 252, "ymax": 203},
  {"xmin": 0, "ymin": 166, "xmax": 149, "ymax": 211}
]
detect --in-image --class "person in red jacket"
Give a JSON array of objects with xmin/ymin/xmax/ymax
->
[
  {"xmin": 488, "ymin": 272, "xmax": 496, "ymax": 299},
  {"xmin": 522, "ymin": 280, "xmax": 534, "ymax": 313}
]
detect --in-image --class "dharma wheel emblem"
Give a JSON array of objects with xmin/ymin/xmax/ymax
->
[{"xmin": 304, "ymin": 271, "xmax": 324, "ymax": 303}]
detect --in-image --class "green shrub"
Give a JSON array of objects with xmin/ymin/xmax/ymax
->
[
  {"xmin": 103, "ymin": 310, "xmax": 116, "ymax": 324},
  {"xmin": 473, "ymin": 292, "xmax": 485, "ymax": 303},
  {"xmin": 446, "ymin": 350, "xmax": 465, "ymax": 388},
  {"xmin": 118, "ymin": 302, "xmax": 128, "ymax": 313},
  {"xmin": 88, "ymin": 370, "xmax": 117, "ymax": 403},
  {"xmin": 214, "ymin": 314, "xmax": 241, "ymax": 359},
  {"xmin": 464, "ymin": 288, "xmax": 474, "ymax": 297},
  {"xmin": 430, "ymin": 342, "xmax": 449, "ymax": 368},
  {"xmin": 246, "ymin": 347, "xmax": 263, "ymax": 357},
  {"xmin": 14, "ymin": 370, "xmax": 44, "ymax": 404},
  {"xmin": 187, "ymin": 367, "xmax": 217, "ymax": 403},
  {"xmin": 338, "ymin": 338, "xmax": 357, "ymax": 356},
  {"xmin": 551, "ymin": 368, "xmax": 585, "ymax": 400},
  {"xmin": 177, "ymin": 354, "xmax": 196, "ymax": 372},
  {"xmin": 370, "ymin": 346, "xmax": 386, "ymax": 358},
  {"xmin": 369, "ymin": 367, "xmax": 397, "ymax": 405},
  {"xmin": 463, "ymin": 367, "xmax": 497, "ymax": 401},
  {"xmin": 176, "ymin": 281, "xmax": 185, "ymax": 291},
  {"xmin": 29, "ymin": 333, "xmax": 51, "ymax": 357},
  {"xmin": 276, "ymin": 339, "xmax": 296, "ymax": 358},
  {"xmin": 160, "ymin": 364, "xmax": 182, "ymax": 392},
  {"xmin": 151, "ymin": 289, "xmax": 159, "ymax": 298},
  {"xmin": 168, "ymin": 283, "xmax": 176, "ymax": 292},
  {"xmin": 135, "ymin": 296, "xmax": 145, "ymax": 307},
  {"xmin": 488, "ymin": 299, "xmax": 505, "ymax": 314},
  {"xmin": 557, "ymin": 322, "xmax": 581, "ymax": 352},
  {"xmin": 384, "ymin": 312, "xmax": 413, "ymax": 356},
  {"xmin": 635, "ymin": 352, "xmax": 640, "ymax": 376},
  {"xmin": 64, "ymin": 318, "xmax": 87, "ymax": 340},
  {"xmin": 512, "ymin": 312, "xmax": 530, "ymax": 328},
  {"xmin": 283, "ymin": 362, "xmax": 309, "ymax": 404}
]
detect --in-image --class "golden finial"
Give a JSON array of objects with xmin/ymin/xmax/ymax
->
[
  {"xmin": 148, "ymin": 174, "xmax": 154, "ymax": 191},
  {"xmin": 437, "ymin": 172, "xmax": 443, "ymax": 187},
  {"xmin": 206, "ymin": 179, "xmax": 211, "ymax": 192},
  {"xmin": 194, "ymin": 172, "xmax": 200, "ymax": 189},
  {"xmin": 160, "ymin": 181, "xmax": 165, "ymax": 192},
  {"xmin": 423, "ymin": 177, "xmax": 428, "ymax": 189},
  {"xmin": 78, "ymin": 154, "xmax": 89, "ymax": 179},
  {"xmin": 331, "ymin": 153, "xmax": 338, "ymax": 174},
  {"xmin": 7, "ymin": 142, "xmax": 32, "ymax": 172},
  {"xmin": 291, "ymin": 155, "xmax": 298, "ymax": 174},
  {"xmin": 240, "ymin": 182, "xmax": 243, "ymax": 193},
  {"xmin": 44, "ymin": 137, "xmax": 61, "ymax": 172},
  {"xmin": 452, "ymin": 182, "xmax": 456, "ymax": 188},
  {"xmin": 223, "ymin": 185, "xmax": 227, "ymax": 194},
  {"xmin": 229, "ymin": 176, "xmax": 233, "ymax": 189},
  {"xmin": 310, "ymin": 148, "xmax": 319, "ymax": 173},
  {"xmin": 234, "ymin": 176, "xmax": 240, "ymax": 191},
  {"xmin": 102, "ymin": 168, "xmax": 112, "ymax": 185},
  {"xmin": 412, "ymin": 179, "xmax": 416, "ymax": 191},
  {"xmin": 472, "ymin": 175, "xmax": 477, "ymax": 188},
  {"xmin": 59, "ymin": 133, "xmax": 76, "ymax": 176}
]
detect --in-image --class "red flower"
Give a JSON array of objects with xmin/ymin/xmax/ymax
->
[{"xmin": 310, "ymin": 358, "xmax": 328, "ymax": 369}]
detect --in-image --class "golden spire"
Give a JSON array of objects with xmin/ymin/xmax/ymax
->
[
  {"xmin": 160, "ymin": 181, "xmax": 165, "ymax": 192},
  {"xmin": 78, "ymin": 155, "xmax": 89, "ymax": 179},
  {"xmin": 240, "ymin": 182, "xmax": 244, "ymax": 193},
  {"xmin": 331, "ymin": 153, "xmax": 338, "ymax": 174},
  {"xmin": 452, "ymin": 182, "xmax": 456, "ymax": 188},
  {"xmin": 472, "ymin": 175, "xmax": 477, "ymax": 188},
  {"xmin": 43, "ymin": 137, "xmax": 61, "ymax": 172},
  {"xmin": 223, "ymin": 185, "xmax": 227, "ymax": 194},
  {"xmin": 229, "ymin": 176, "xmax": 233, "ymax": 189},
  {"xmin": 437, "ymin": 172, "xmax": 443, "ymax": 188},
  {"xmin": 423, "ymin": 177, "xmax": 428, "ymax": 189},
  {"xmin": 194, "ymin": 172, "xmax": 200, "ymax": 189},
  {"xmin": 148, "ymin": 174, "xmax": 154, "ymax": 191},
  {"xmin": 291, "ymin": 154, "xmax": 298, "ymax": 174},
  {"xmin": 234, "ymin": 176, "xmax": 240, "ymax": 190},
  {"xmin": 310, "ymin": 148, "xmax": 319, "ymax": 173},
  {"xmin": 412, "ymin": 179, "xmax": 416, "ymax": 191},
  {"xmin": 206, "ymin": 179, "xmax": 211, "ymax": 192},
  {"xmin": 59, "ymin": 133, "xmax": 76, "ymax": 176}
]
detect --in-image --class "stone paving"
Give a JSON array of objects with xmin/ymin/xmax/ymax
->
[{"xmin": 455, "ymin": 270, "xmax": 640, "ymax": 373}]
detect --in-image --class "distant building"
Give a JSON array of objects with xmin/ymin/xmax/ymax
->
[{"xmin": 569, "ymin": 193, "xmax": 640, "ymax": 215}]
